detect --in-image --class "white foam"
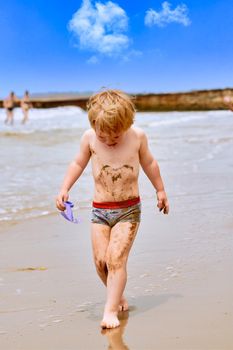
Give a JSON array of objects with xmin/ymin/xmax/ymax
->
[
  {"xmin": 135, "ymin": 110, "xmax": 232, "ymax": 128},
  {"xmin": 0, "ymin": 106, "xmax": 88, "ymax": 134},
  {"xmin": 148, "ymin": 113, "xmax": 209, "ymax": 127}
]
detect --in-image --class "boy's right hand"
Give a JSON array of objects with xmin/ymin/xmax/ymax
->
[
  {"xmin": 157, "ymin": 190, "xmax": 169, "ymax": 214},
  {"xmin": 56, "ymin": 191, "xmax": 69, "ymax": 211}
]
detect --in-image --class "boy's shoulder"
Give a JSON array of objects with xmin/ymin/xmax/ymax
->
[
  {"xmin": 80, "ymin": 129, "xmax": 95, "ymax": 147},
  {"xmin": 82, "ymin": 128, "xmax": 95, "ymax": 140},
  {"xmin": 131, "ymin": 126, "xmax": 146, "ymax": 139}
]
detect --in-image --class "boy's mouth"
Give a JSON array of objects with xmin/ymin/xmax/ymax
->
[{"xmin": 107, "ymin": 143, "xmax": 117, "ymax": 147}]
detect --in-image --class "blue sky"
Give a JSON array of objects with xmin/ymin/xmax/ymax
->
[{"xmin": 0, "ymin": 0, "xmax": 232, "ymax": 97}]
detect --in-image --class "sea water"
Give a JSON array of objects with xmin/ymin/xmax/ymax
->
[{"xmin": 0, "ymin": 107, "xmax": 233, "ymax": 223}]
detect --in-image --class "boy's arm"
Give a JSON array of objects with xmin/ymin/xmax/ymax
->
[
  {"xmin": 139, "ymin": 130, "xmax": 169, "ymax": 214},
  {"xmin": 56, "ymin": 131, "xmax": 91, "ymax": 210}
]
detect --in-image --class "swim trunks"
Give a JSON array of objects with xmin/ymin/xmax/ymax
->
[{"xmin": 91, "ymin": 197, "xmax": 141, "ymax": 227}]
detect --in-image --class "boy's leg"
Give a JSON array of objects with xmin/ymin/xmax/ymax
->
[
  {"xmin": 101, "ymin": 221, "xmax": 139, "ymax": 329},
  {"xmin": 91, "ymin": 223, "xmax": 111, "ymax": 285},
  {"xmin": 91, "ymin": 222, "xmax": 129, "ymax": 310}
]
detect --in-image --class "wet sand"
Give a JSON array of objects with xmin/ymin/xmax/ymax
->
[{"xmin": 0, "ymin": 198, "xmax": 232, "ymax": 350}]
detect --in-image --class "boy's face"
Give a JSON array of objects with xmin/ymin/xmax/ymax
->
[{"xmin": 95, "ymin": 128, "xmax": 124, "ymax": 147}]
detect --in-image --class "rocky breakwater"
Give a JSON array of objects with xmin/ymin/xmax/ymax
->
[
  {"xmin": 0, "ymin": 96, "xmax": 88, "ymax": 110},
  {"xmin": 0, "ymin": 88, "xmax": 233, "ymax": 111},
  {"xmin": 134, "ymin": 88, "xmax": 233, "ymax": 111}
]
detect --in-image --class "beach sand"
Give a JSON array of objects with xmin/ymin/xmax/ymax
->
[
  {"xmin": 1, "ymin": 109, "xmax": 233, "ymax": 349},
  {"xmin": 0, "ymin": 198, "xmax": 232, "ymax": 350}
]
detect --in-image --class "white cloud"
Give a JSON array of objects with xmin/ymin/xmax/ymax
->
[
  {"xmin": 87, "ymin": 55, "xmax": 99, "ymax": 64},
  {"xmin": 145, "ymin": 1, "xmax": 191, "ymax": 27},
  {"xmin": 68, "ymin": 0, "xmax": 129, "ymax": 56},
  {"xmin": 122, "ymin": 49, "xmax": 143, "ymax": 62}
]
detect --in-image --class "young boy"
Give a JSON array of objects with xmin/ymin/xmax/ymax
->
[{"xmin": 56, "ymin": 89, "xmax": 169, "ymax": 329}]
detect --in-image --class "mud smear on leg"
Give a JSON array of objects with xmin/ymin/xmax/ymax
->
[{"xmin": 107, "ymin": 223, "xmax": 138, "ymax": 273}]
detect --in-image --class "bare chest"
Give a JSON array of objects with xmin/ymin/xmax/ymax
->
[{"xmin": 90, "ymin": 143, "xmax": 139, "ymax": 181}]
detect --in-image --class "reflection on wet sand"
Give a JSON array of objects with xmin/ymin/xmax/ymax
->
[
  {"xmin": 102, "ymin": 311, "xmax": 129, "ymax": 350},
  {"xmin": 99, "ymin": 293, "xmax": 182, "ymax": 349}
]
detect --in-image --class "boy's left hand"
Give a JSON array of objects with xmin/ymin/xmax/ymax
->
[{"xmin": 157, "ymin": 190, "xmax": 169, "ymax": 214}]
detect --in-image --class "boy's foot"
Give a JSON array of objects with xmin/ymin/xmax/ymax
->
[
  {"xmin": 101, "ymin": 311, "xmax": 120, "ymax": 329},
  {"xmin": 119, "ymin": 296, "xmax": 129, "ymax": 311}
]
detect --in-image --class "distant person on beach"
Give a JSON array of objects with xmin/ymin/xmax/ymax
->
[
  {"xmin": 56, "ymin": 89, "xmax": 169, "ymax": 329},
  {"xmin": 21, "ymin": 90, "xmax": 32, "ymax": 124},
  {"xmin": 3, "ymin": 91, "xmax": 18, "ymax": 125},
  {"xmin": 223, "ymin": 96, "xmax": 233, "ymax": 111}
]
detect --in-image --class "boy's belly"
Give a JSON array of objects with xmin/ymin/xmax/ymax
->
[{"xmin": 93, "ymin": 164, "xmax": 139, "ymax": 202}]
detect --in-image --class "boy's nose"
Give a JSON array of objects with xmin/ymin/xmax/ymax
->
[{"xmin": 106, "ymin": 138, "xmax": 116, "ymax": 145}]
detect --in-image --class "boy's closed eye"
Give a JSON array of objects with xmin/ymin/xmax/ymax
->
[{"xmin": 98, "ymin": 136, "xmax": 105, "ymax": 141}]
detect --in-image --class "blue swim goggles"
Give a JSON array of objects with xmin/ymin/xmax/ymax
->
[{"xmin": 60, "ymin": 201, "xmax": 80, "ymax": 224}]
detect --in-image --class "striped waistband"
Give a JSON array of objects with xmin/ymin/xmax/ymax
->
[{"xmin": 92, "ymin": 196, "xmax": 140, "ymax": 209}]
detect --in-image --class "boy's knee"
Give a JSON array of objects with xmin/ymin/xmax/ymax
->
[
  {"xmin": 106, "ymin": 252, "xmax": 126, "ymax": 272},
  {"xmin": 95, "ymin": 258, "xmax": 107, "ymax": 273}
]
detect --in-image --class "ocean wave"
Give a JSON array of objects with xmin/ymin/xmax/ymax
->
[
  {"xmin": 0, "ymin": 106, "xmax": 85, "ymax": 119},
  {"xmin": 1, "ymin": 108, "xmax": 231, "ymax": 135},
  {"xmin": 148, "ymin": 113, "xmax": 208, "ymax": 127},
  {"xmin": 143, "ymin": 110, "xmax": 232, "ymax": 128},
  {"xmin": 0, "ymin": 106, "xmax": 89, "ymax": 136}
]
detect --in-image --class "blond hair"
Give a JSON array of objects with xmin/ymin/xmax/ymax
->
[{"xmin": 87, "ymin": 89, "xmax": 135, "ymax": 134}]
